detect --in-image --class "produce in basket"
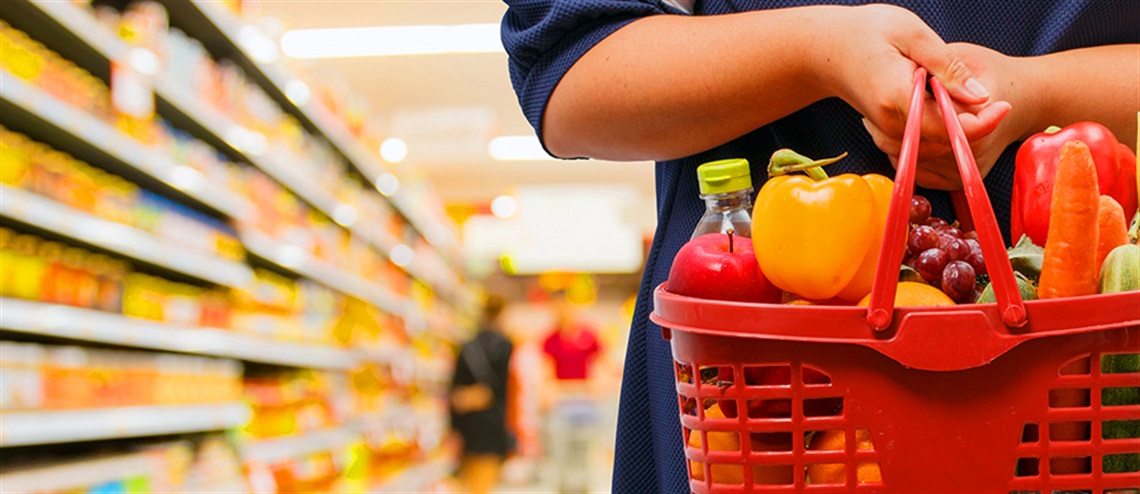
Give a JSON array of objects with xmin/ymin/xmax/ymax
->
[
  {"xmin": 806, "ymin": 429, "xmax": 882, "ymax": 484},
  {"xmin": 1099, "ymin": 244, "xmax": 1139, "ymax": 294},
  {"xmin": 857, "ymin": 281, "xmax": 954, "ymax": 307},
  {"xmin": 1038, "ymin": 141, "xmax": 1102, "ymax": 299},
  {"xmin": 1095, "ymin": 195, "xmax": 1130, "ymax": 272},
  {"xmin": 1011, "ymin": 121, "xmax": 1138, "ymax": 247},
  {"xmin": 667, "ymin": 231, "xmax": 781, "ymax": 303},
  {"xmin": 688, "ymin": 402, "xmax": 794, "ymax": 485},
  {"xmin": 900, "ymin": 194, "xmax": 988, "ymax": 303},
  {"xmin": 752, "ymin": 149, "xmax": 892, "ymax": 302}
]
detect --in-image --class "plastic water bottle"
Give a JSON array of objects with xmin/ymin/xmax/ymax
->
[{"xmin": 691, "ymin": 158, "xmax": 754, "ymax": 240}]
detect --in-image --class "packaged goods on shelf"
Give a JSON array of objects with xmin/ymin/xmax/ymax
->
[
  {"xmin": 0, "ymin": 228, "xmax": 235, "ymax": 328},
  {"xmin": 0, "ymin": 341, "xmax": 241, "ymax": 410},
  {"xmin": 0, "ymin": 21, "xmax": 158, "ymax": 145},
  {"xmin": 0, "ymin": 125, "xmax": 244, "ymax": 261},
  {"xmin": 242, "ymin": 371, "xmax": 352, "ymax": 439},
  {"xmin": 233, "ymin": 269, "xmax": 342, "ymax": 345}
]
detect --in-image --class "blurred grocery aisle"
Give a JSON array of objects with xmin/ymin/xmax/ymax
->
[{"xmin": 0, "ymin": 1, "xmax": 652, "ymax": 493}]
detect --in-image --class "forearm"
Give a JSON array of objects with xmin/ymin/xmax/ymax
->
[
  {"xmin": 543, "ymin": 7, "xmax": 836, "ymax": 161},
  {"xmin": 1017, "ymin": 45, "xmax": 1140, "ymax": 150}
]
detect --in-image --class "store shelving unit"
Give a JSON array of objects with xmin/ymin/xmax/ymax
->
[
  {"xmin": 0, "ymin": 298, "xmax": 356, "ymax": 370},
  {"xmin": 0, "ymin": 453, "xmax": 153, "ymax": 491},
  {"xmin": 0, "ymin": 71, "xmax": 250, "ymax": 221},
  {"xmin": 2, "ymin": 0, "xmax": 467, "ymax": 489},
  {"xmin": 1, "ymin": 185, "xmax": 253, "ymax": 289},
  {"xmin": 153, "ymin": 0, "xmax": 472, "ymax": 304},
  {"xmin": 13, "ymin": 0, "xmax": 469, "ymax": 317},
  {"xmin": 0, "ymin": 402, "xmax": 251, "ymax": 447}
]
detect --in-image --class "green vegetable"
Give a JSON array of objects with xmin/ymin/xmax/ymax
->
[
  {"xmin": 976, "ymin": 271, "xmax": 1037, "ymax": 304},
  {"xmin": 1099, "ymin": 244, "xmax": 1140, "ymax": 294},
  {"xmin": 1101, "ymin": 353, "xmax": 1140, "ymax": 473},
  {"xmin": 1007, "ymin": 234, "xmax": 1045, "ymax": 281}
]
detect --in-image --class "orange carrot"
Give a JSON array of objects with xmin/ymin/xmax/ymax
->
[
  {"xmin": 1096, "ymin": 195, "xmax": 1129, "ymax": 271},
  {"xmin": 1038, "ymin": 141, "xmax": 1101, "ymax": 299}
]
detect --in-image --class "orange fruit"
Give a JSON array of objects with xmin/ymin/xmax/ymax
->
[
  {"xmin": 688, "ymin": 404, "xmax": 794, "ymax": 485},
  {"xmin": 806, "ymin": 429, "xmax": 882, "ymax": 484},
  {"xmin": 688, "ymin": 403, "xmax": 743, "ymax": 484},
  {"xmin": 857, "ymin": 281, "xmax": 955, "ymax": 307}
]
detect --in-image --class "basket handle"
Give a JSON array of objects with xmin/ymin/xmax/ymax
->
[{"xmin": 866, "ymin": 70, "xmax": 1027, "ymax": 330}]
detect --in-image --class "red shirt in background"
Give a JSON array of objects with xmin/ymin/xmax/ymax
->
[{"xmin": 542, "ymin": 325, "xmax": 600, "ymax": 380}]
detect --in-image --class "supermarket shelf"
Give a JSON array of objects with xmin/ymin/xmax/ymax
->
[
  {"xmin": 0, "ymin": 71, "xmax": 250, "ymax": 221},
  {"xmin": 0, "ymin": 453, "xmax": 152, "ymax": 491},
  {"xmin": 157, "ymin": 0, "xmax": 466, "ymax": 265},
  {"xmin": 370, "ymin": 455, "xmax": 454, "ymax": 493},
  {"xmin": 0, "ymin": 185, "xmax": 253, "ymax": 289},
  {"xmin": 18, "ymin": 0, "xmax": 470, "ymax": 311},
  {"xmin": 0, "ymin": 298, "xmax": 357, "ymax": 371},
  {"xmin": 243, "ymin": 426, "xmax": 357, "ymax": 464},
  {"xmin": 241, "ymin": 229, "xmax": 406, "ymax": 317},
  {"xmin": 0, "ymin": 402, "xmax": 251, "ymax": 447}
]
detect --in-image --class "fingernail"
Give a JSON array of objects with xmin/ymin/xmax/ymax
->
[
  {"xmin": 965, "ymin": 78, "xmax": 990, "ymax": 99},
  {"xmin": 860, "ymin": 118, "xmax": 871, "ymax": 133}
]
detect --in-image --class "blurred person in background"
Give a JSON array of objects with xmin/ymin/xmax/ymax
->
[
  {"xmin": 449, "ymin": 294, "xmax": 514, "ymax": 494},
  {"xmin": 541, "ymin": 291, "xmax": 604, "ymax": 493}
]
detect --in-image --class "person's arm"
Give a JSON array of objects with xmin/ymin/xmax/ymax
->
[
  {"xmin": 540, "ymin": 4, "xmax": 998, "ymax": 161},
  {"xmin": 863, "ymin": 44, "xmax": 1139, "ymax": 190}
]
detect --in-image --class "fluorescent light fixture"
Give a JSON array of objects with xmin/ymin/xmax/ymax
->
[
  {"xmin": 332, "ymin": 203, "xmax": 358, "ymax": 227},
  {"xmin": 487, "ymin": 135, "xmax": 556, "ymax": 161},
  {"xmin": 240, "ymin": 25, "xmax": 280, "ymax": 63},
  {"xmin": 280, "ymin": 23, "xmax": 503, "ymax": 59},
  {"xmin": 390, "ymin": 243, "xmax": 414, "ymax": 267},
  {"xmin": 285, "ymin": 79, "xmax": 311, "ymax": 106},
  {"xmin": 380, "ymin": 138, "xmax": 408, "ymax": 163},
  {"xmin": 375, "ymin": 173, "xmax": 400, "ymax": 196},
  {"xmin": 491, "ymin": 195, "xmax": 518, "ymax": 218}
]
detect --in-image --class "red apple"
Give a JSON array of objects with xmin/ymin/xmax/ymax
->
[{"xmin": 667, "ymin": 232, "xmax": 781, "ymax": 303}]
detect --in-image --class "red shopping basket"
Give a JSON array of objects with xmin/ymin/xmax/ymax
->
[{"xmin": 652, "ymin": 69, "xmax": 1140, "ymax": 493}]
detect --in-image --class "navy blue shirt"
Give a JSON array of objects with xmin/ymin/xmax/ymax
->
[{"xmin": 501, "ymin": 1, "xmax": 1139, "ymax": 492}]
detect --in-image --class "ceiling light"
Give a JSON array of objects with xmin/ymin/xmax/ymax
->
[
  {"xmin": 285, "ymin": 79, "xmax": 311, "ymax": 106},
  {"xmin": 488, "ymin": 135, "xmax": 556, "ymax": 161},
  {"xmin": 240, "ymin": 25, "xmax": 280, "ymax": 63},
  {"xmin": 491, "ymin": 195, "xmax": 518, "ymax": 218},
  {"xmin": 375, "ymin": 173, "xmax": 400, "ymax": 196},
  {"xmin": 390, "ymin": 243, "xmax": 414, "ymax": 267},
  {"xmin": 380, "ymin": 138, "xmax": 408, "ymax": 163},
  {"xmin": 280, "ymin": 23, "xmax": 503, "ymax": 59}
]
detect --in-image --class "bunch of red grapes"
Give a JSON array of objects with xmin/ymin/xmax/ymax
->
[{"xmin": 904, "ymin": 195, "xmax": 987, "ymax": 302}]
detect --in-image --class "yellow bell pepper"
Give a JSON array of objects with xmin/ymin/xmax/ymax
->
[{"xmin": 752, "ymin": 150, "xmax": 893, "ymax": 302}]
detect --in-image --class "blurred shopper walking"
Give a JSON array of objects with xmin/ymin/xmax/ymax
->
[
  {"xmin": 450, "ymin": 295, "xmax": 515, "ymax": 493},
  {"xmin": 541, "ymin": 292, "xmax": 604, "ymax": 493}
]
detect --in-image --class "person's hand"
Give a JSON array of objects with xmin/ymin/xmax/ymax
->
[
  {"xmin": 813, "ymin": 5, "xmax": 1010, "ymax": 189},
  {"xmin": 861, "ymin": 43, "xmax": 1027, "ymax": 189}
]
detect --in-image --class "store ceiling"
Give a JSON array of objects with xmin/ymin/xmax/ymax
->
[{"xmin": 258, "ymin": 1, "xmax": 657, "ymax": 212}]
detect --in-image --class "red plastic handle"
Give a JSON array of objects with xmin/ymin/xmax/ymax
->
[
  {"xmin": 930, "ymin": 78, "xmax": 1027, "ymax": 327},
  {"xmin": 866, "ymin": 68, "xmax": 927, "ymax": 330},
  {"xmin": 866, "ymin": 71, "xmax": 1027, "ymax": 330}
]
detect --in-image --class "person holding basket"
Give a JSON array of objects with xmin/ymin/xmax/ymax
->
[{"xmin": 499, "ymin": 1, "xmax": 1139, "ymax": 492}]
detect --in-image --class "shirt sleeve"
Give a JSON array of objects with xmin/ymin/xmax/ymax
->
[{"xmin": 501, "ymin": 0, "xmax": 687, "ymax": 150}]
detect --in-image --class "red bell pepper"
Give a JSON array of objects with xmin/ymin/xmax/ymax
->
[{"xmin": 1011, "ymin": 121, "xmax": 1138, "ymax": 246}]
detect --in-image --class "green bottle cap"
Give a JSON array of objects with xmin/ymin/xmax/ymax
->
[{"xmin": 697, "ymin": 158, "xmax": 752, "ymax": 195}]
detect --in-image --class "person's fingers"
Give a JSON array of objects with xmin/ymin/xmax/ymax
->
[
  {"xmin": 900, "ymin": 26, "xmax": 991, "ymax": 106},
  {"xmin": 956, "ymin": 101, "xmax": 1012, "ymax": 142},
  {"xmin": 862, "ymin": 118, "xmax": 902, "ymax": 157}
]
